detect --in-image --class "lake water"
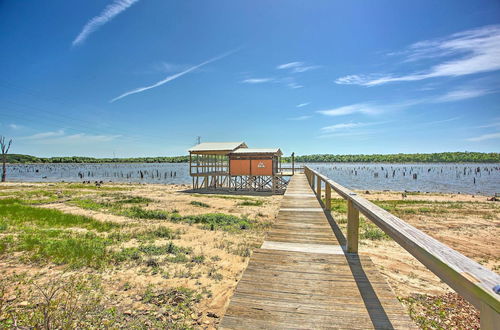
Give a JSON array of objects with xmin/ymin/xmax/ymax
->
[{"xmin": 5, "ymin": 163, "xmax": 500, "ymax": 196}]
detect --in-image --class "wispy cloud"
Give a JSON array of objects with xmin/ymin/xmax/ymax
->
[
  {"xmin": 241, "ymin": 78, "xmax": 274, "ymax": 84},
  {"xmin": 241, "ymin": 76, "xmax": 303, "ymax": 89},
  {"xmin": 476, "ymin": 121, "xmax": 500, "ymax": 129},
  {"xmin": 432, "ymin": 88, "xmax": 492, "ymax": 102},
  {"xmin": 63, "ymin": 133, "xmax": 121, "ymax": 143},
  {"xmin": 277, "ymin": 61, "xmax": 320, "ymax": 73},
  {"xmin": 72, "ymin": 0, "xmax": 140, "ymax": 47},
  {"xmin": 318, "ymin": 85, "xmax": 492, "ymax": 118},
  {"xmin": 336, "ymin": 25, "xmax": 500, "ymax": 86},
  {"xmin": 277, "ymin": 62, "xmax": 302, "ymax": 70},
  {"xmin": 321, "ymin": 122, "xmax": 372, "ymax": 132},
  {"xmin": 20, "ymin": 130, "xmax": 121, "ymax": 144},
  {"xmin": 9, "ymin": 124, "xmax": 22, "ymax": 130},
  {"xmin": 424, "ymin": 116, "xmax": 462, "ymax": 125},
  {"xmin": 242, "ymin": 61, "xmax": 314, "ymax": 89},
  {"xmin": 20, "ymin": 130, "xmax": 65, "ymax": 140},
  {"xmin": 318, "ymin": 130, "xmax": 377, "ymax": 139},
  {"xmin": 111, "ymin": 49, "xmax": 237, "ymax": 102},
  {"xmin": 296, "ymin": 102, "xmax": 310, "ymax": 108},
  {"xmin": 156, "ymin": 62, "xmax": 192, "ymax": 73},
  {"xmin": 288, "ymin": 115, "xmax": 311, "ymax": 121},
  {"xmin": 280, "ymin": 77, "xmax": 303, "ymax": 89},
  {"xmin": 317, "ymin": 103, "xmax": 388, "ymax": 116},
  {"xmin": 286, "ymin": 81, "xmax": 303, "ymax": 89},
  {"xmin": 466, "ymin": 132, "xmax": 500, "ymax": 142}
]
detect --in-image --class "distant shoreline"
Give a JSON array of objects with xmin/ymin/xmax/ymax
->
[{"xmin": 5, "ymin": 151, "xmax": 500, "ymax": 164}]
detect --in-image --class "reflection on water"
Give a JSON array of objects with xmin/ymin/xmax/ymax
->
[{"xmin": 5, "ymin": 162, "xmax": 500, "ymax": 195}]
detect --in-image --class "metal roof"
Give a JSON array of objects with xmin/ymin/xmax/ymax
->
[
  {"xmin": 188, "ymin": 142, "xmax": 247, "ymax": 152},
  {"xmin": 231, "ymin": 148, "xmax": 282, "ymax": 155}
]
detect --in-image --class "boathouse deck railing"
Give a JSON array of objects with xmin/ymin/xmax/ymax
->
[{"xmin": 303, "ymin": 166, "xmax": 500, "ymax": 329}]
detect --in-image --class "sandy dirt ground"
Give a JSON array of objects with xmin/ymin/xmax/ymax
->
[{"xmin": 0, "ymin": 182, "xmax": 498, "ymax": 328}]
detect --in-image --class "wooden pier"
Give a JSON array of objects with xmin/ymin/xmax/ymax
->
[
  {"xmin": 220, "ymin": 173, "xmax": 415, "ymax": 329},
  {"xmin": 220, "ymin": 168, "xmax": 500, "ymax": 329}
]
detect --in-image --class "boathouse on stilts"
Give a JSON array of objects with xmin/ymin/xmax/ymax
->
[{"xmin": 188, "ymin": 142, "xmax": 295, "ymax": 194}]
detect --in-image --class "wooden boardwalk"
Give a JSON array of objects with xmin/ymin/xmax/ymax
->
[{"xmin": 219, "ymin": 173, "xmax": 415, "ymax": 329}]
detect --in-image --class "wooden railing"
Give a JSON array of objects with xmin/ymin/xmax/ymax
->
[
  {"xmin": 278, "ymin": 165, "xmax": 304, "ymax": 174},
  {"xmin": 304, "ymin": 166, "xmax": 500, "ymax": 329}
]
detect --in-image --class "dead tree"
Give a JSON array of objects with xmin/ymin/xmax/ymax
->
[{"xmin": 1, "ymin": 136, "xmax": 12, "ymax": 182}]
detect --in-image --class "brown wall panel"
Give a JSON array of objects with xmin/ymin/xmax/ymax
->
[
  {"xmin": 251, "ymin": 159, "xmax": 273, "ymax": 176},
  {"xmin": 230, "ymin": 159, "xmax": 251, "ymax": 175}
]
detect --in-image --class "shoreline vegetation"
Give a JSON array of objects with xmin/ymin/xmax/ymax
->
[{"xmin": 5, "ymin": 151, "xmax": 500, "ymax": 164}]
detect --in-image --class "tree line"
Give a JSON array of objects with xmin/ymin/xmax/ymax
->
[
  {"xmin": 4, "ymin": 152, "xmax": 499, "ymax": 164},
  {"xmin": 5, "ymin": 154, "xmax": 189, "ymax": 164},
  {"xmin": 284, "ymin": 152, "xmax": 500, "ymax": 163}
]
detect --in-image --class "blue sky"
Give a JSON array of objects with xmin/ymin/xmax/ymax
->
[{"xmin": 0, "ymin": 0, "xmax": 499, "ymax": 157}]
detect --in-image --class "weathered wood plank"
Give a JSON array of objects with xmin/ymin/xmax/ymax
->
[{"xmin": 260, "ymin": 241, "xmax": 344, "ymax": 254}]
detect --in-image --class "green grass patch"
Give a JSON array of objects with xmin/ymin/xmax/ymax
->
[
  {"xmin": 181, "ymin": 213, "xmax": 253, "ymax": 231},
  {"xmin": 1, "ymin": 228, "xmax": 114, "ymax": 269},
  {"xmin": 327, "ymin": 199, "xmax": 389, "ymax": 241},
  {"xmin": 70, "ymin": 198, "xmax": 110, "ymax": 211},
  {"xmin": 56, "ymin": 183, "xmax": 126, "ymax": 191},
  {"xmin": 138, "ymin": 226, "xmax": 179, "ymax": 240},
  {"xmin": 238, "ymin": 200, "xmax": 263, "ymax": 206},
  {"xmin": 19, "ymin": 231, "xmax": 113, "ymax": 268},
  {"xmin": 0, "ymin": 189, "xmax": 66, "ymax": 204},
  {"xmin": 329, "ymin": 199, "xmax": 347, "ymax": 213},
  {"xmin": 116, "ymin": 196, "xmax": 152, "ymax": 204},
  {"xmin": 114, "ymin": 242, "xmax": 192, "ymax": 264},
  {"xmin": 0, "ymin": 198, "xmax": 185, "ymax": 269},
  {"xmin": 190, "ymin": 201, "xmax": 210, "ymax": 208},
  {"xmin": 112, "ymin": 227, "xmax": 179, "ymax": 241},
  {"xmin": 0, "ymin": 219, "xmax": 7, "ymax": 231},
  {"xmin": 69, "ymin": 195, "xmax": 153, "ymax": 212},
  {"xmin": 119, "ymin": 205, "xmax": 254, "ymax": 232},
  {"xmin": 359, "ymin": 217, "xmax": 389, "ymax": 240},
  {"xmin": 107, "ymin": 226, "xmax": 180, "ymax": 243},
  {"xmin": 0, "ymin": 199, "xmax": 119, "ymax": 232},
  {"xmin": 121, "ymin": 206, "xmax": 170, "ymax": 219}
]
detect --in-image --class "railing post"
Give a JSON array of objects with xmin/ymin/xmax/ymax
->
[
  {"xmin": 311, "ymin": 173, "xmax": 315, "ymax": 190},
  {"xmin": 346, "ymin": 200, "xmax": 359, "ymax": 253},
  {"xmin": 325, "ymin": 184, "xmax": 331, "ymax": 211},
  {"xmin": 480, "ymin": 302, "xmax": 500, "ymax": 330},
  {"xmin": 316, "ymin": 176, "xmax": 321, "ymax": 199}
]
